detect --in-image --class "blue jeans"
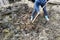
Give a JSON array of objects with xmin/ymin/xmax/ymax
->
[{"xmin": 31, "ymin": 0, "xmax": 48, "ymax": 18}]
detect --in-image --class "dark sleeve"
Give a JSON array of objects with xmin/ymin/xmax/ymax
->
[
  {"xmin": 29, "ymin": 0, "xmax": 35, "ymax": 3},
  {"xmin": 47, "ymin": 0, "xmax": 49, "ymax": 1}
]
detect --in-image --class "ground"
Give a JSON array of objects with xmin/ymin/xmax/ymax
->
[{"xmin": 0, "ymin": 3, "xmax": 60, "ymax": 40}]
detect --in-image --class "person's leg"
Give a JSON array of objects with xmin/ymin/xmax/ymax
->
[
  {"xmin": 43, "ymin": 6, "xmax": 49, "ymax": 21},
  {"xmin": 31, "ymin": 1, "xmax": 39, "ymax": 21},
  {"xmin": 41, "ymin": 3, "xmax": 49, "ymax": 21},
  {"xmin": 31, "ymin": 9, "xmax": 36, "ymax": 21},
  {"xmin": 43, "ymin": 6, "xmax": 48, "ymax": 16}
]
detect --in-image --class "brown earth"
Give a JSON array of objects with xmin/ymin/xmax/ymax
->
[{"xmin": 0, "ymin": 3, "xmax": 60, "ymax": 40}]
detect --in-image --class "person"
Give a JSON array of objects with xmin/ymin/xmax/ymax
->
[{"xmin": 31, "ymin": 0, "xmax": 49, "ymax": 21}]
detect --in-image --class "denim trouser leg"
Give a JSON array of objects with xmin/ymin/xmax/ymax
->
[
  {"xmin": 31, "ymin": 9, "xmax": 36, "ymax": 18},
  {"xmin": 31, "ymin": 1, "xmax": 39, "ymax": 18},
  {"xmin": 43, "ymin": 6, "xmax": 48, "ymax": 16}
]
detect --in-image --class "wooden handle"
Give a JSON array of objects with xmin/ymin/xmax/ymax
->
[{"xmin": 32, "ymin": 12, "xmax": 40, "ymax": 23}]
